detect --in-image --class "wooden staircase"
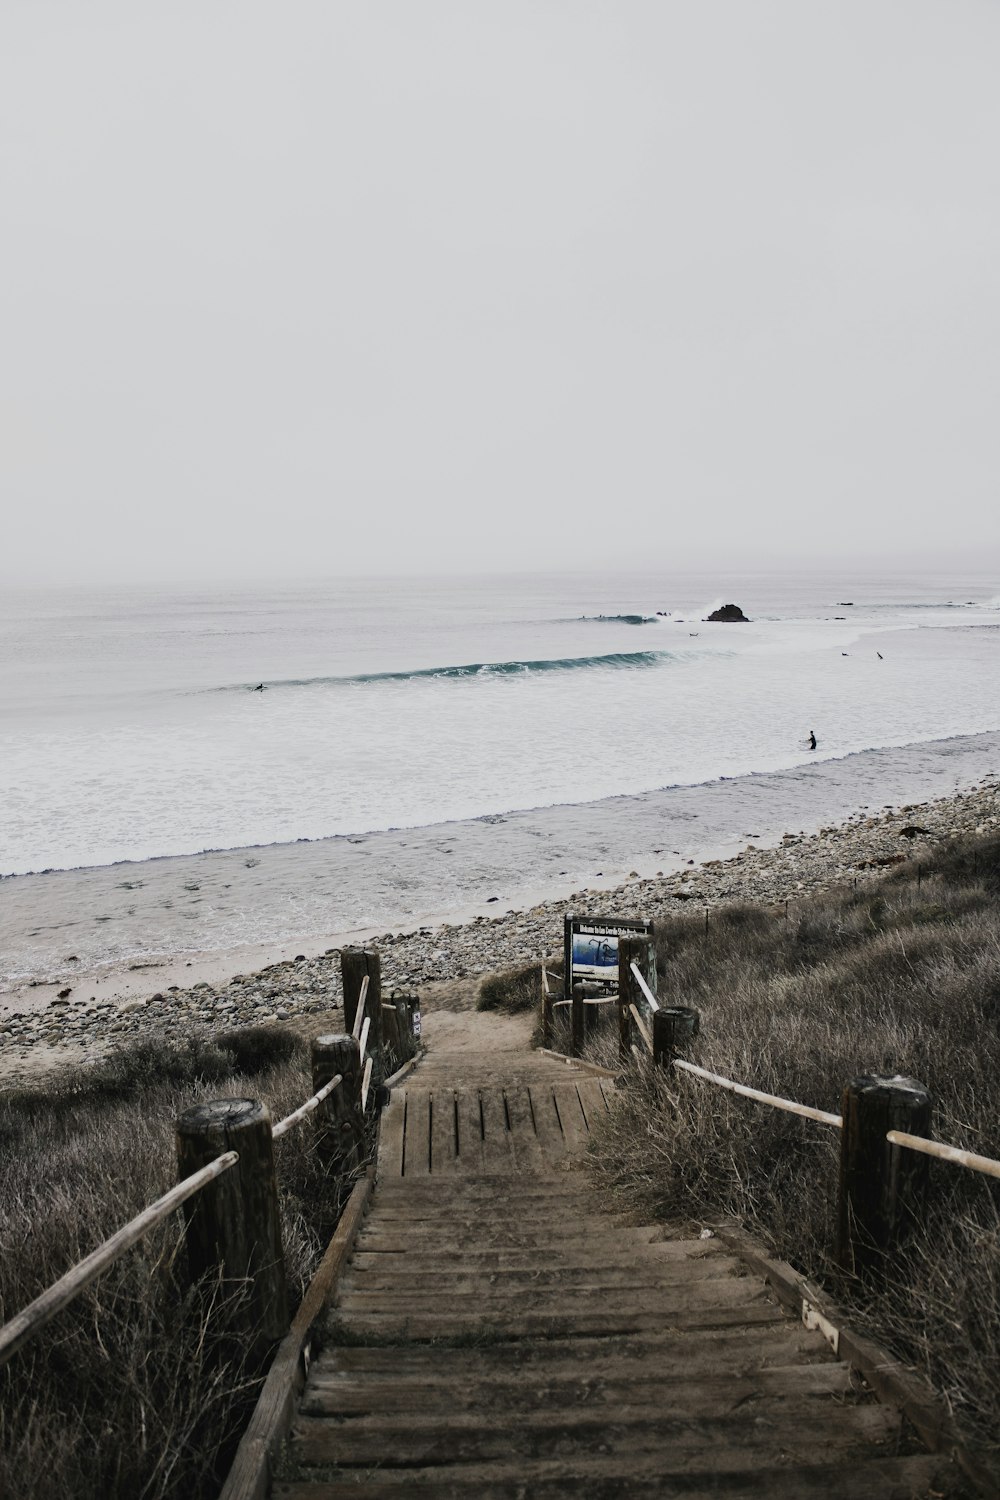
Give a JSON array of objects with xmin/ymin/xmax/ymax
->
[{"xmin": 272, "ymin": 1033, "xmax": 961, "ymax": 1498}]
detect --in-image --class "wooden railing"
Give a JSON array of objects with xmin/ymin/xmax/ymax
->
[
  {"xmin": 0, "ymin": 947, "xmax": 420, "ymax": 1372},
  {"xmin": 541, "ymin": 930, "xmax": 1000, "ymax": 1276}
]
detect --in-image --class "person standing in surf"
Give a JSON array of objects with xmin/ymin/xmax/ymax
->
[{"xmin": 808, "ymin": 731, "xmax": 817, "ymax": 750}]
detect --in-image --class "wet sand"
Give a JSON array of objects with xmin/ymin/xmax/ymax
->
[
  {"xmin": 1, "ymin": 764, "xmax": 998, "ymax": 1087},
  {"xmin": 2, "ymin": 727, "xmax": 998, "ymax": 1025}
]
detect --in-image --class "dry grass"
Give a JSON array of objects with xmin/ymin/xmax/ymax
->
[
  {"xmin": 477, "ymin": 958, "xmax": 557, "ymax": 1014},
  {"xmin": 584, "ymin": 832, "xmax": 1000, "ymax": 1448},
  {"xmin": 0, "ymin": 1025, "xmax": 364, "ymax": 1500}
]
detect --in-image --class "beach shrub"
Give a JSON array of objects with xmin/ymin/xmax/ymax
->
[
  {"xmin": 477, "ymin": 958, "xmax": 560, "ymax": 1014},
  {"xmin": 589, "ymin": 831, "xmax": 1000, "ymax": 1449},
  {"xmin": 217, "ymin": 1022, "xmax": 301, "ymax": 1074},
  {"xmin": 0, "ymin": 1026, "xmax": 355, "ymax": 1500}
]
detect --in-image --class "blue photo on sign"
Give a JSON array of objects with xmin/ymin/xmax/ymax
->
[
  {"xmin": 565, "ymin": 914, "xmax": 653, "ymax": 995},
  {"xmin": 572, "ymin": 932, "xmax": 619, "ymax": 981}
]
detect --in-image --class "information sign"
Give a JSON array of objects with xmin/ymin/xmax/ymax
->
[{"xmin": 563, "ymin": 913, "xmax": 653, "ymax": 996}]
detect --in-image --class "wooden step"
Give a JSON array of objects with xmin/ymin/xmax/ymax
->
[
  {"xmin": 348, "ymin": 1238, "xmax": 726, "ymax": 1264},
  {"xmin": 326, "ymin": 1300, "xmax": 790, "ymax": 1340},
  {"xmin": 289, "ymin": 1396, "xmax": 902, "ymax": 1467},
  {"xmin": 336, "ymin": 1274, "xmax": 760, "ymax": 1316},
  {"xmin": 353, "ymin": 1223, "xmax": 675, "ymax": 1251},
  {"xmin": 301, "ymin": 1362, "xmax": 856, "ymax": 1416},
  {"xmin": 274, "ymin": 1452, "xmax": 953, "ymax": 1499},
  {"xmin": 339, "ymin": 1258, "xmax": 741, "ymax": 1294},
  {"xmin": 310, "ymin": 1323, "xmax": 834, "ymax": 1376},
  {"xmin": 273, "ymin": 1036, "xmax": 959, "ymax": 1500}
]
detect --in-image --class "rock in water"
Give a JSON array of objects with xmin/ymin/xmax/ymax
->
[{"xmin": 706, "ymin": 603, "xmax": 749, "ymax": 622}]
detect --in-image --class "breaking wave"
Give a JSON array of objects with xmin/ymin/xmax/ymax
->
[
  {"xmin": 231, "ymin": 650, "xmax": 673, "ymax": 693},
  {"xmin": 577, "ymin": 613, "xmax": 659, "ymax": 625}
]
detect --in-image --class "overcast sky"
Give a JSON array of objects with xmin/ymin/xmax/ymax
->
[{"xmin": 3, "ymin": 2, "xmax": 999, "ymax": 584}]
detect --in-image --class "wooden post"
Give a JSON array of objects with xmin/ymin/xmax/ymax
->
[
  {"xmin": 652, "ymin": 1007, "xmax": 700, "ymax": 1069},
  {"xmin": 394, "ymin": 992, "xmax": 417, "ymax": 1062},
  {"xmin": 341, "ymin": 947, "xmax": 381, "ymax": 1036},
  {"xmin": 570, "ymin": 983, "xmax": 585, "ymax": 1056},
  {"xmin": 381, "ymin": 1001, "xmax": 402, "ymax": 1069},
  {"xmin": 836, "ymin": 1074, "xmax": 933, "ymax": 1276},
  {"xmin": 401, "ymin": 994, "xmax": 419, "ymax": 1057},
  {"xmin": 618, "ymin": 934, "xmax": 654, "ymax": 1064},
  {"xmin": 341, "ymin": 947, "xmax": 383, "ymax": 1086},
  {"xmin": 176, "ymin": 1098, "xmax": 288, "ymax": 1362},
  {"xmin": 540, "ymin": 974, "xmax": 555, "ymax": 1050},
  {"xmin": 312, "ymin": 1034, "xmax": 364, "ymax": 1178}
]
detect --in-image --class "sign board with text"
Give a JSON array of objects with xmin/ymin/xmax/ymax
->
[{"xmin": 563, "ymin": 914, "xmax": 653, "ymax": 997}]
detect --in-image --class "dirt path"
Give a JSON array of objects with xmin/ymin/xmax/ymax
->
[{"xmin": 272, "ymin": 1013, "xmax": 962, "ymax": 1497}]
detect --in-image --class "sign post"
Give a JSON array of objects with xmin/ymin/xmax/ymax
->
[{"xmin": 563, "ymin": 913, "xmax": 654, "ymax": 1055}]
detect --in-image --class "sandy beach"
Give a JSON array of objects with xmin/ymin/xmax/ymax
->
[
  {"xmin": 5, "ymin": 727, "xmax": 999, "ymax": 995},
  {"xmin": 1, "ymin": 762, "xmax": 997, "ymax": 1088}
]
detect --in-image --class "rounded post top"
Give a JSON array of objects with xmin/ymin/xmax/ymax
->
[
  {"xmin": 849, "ymin": 1074, "xmax": 931, "ymax": 1104},
  {"xmin": 177, "ymin": 1098, "xmax": 268, "ymax": 1132}
]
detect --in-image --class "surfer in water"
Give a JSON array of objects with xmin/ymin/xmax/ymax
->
[{"xmin": 808, "ymin": 730, "xmax": 817, "ymax": 750}]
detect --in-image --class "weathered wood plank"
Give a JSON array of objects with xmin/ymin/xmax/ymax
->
[
  {"xmin": 502, "ymin": 1087, "xmax": 546, "ymax": 1173},
  {"xmin": 348, "ymin": 1246, "xmax": 726, "ymax": 1278},
  {"xmin": 574, "ymin": 1076, "xmax": 610, "ymax": 1130},
  {"xmin": 275, "ymin": 1452, "xmax": 953, "ymax": 1499},
  {"xmin": 289, "ymin": 1398, "xmax": 901, "ymax": 1467},
  {"xmin": 454, "ymin": 1089, "xmax": 485, "ymax": 1173},
  {"xmin": 527, "ymin": 1085, "xmax": 565, "ymax": 1162},
  {"xmin": 377, "ymin": 1091, "xmax": 406, "ymax": 1178},
  {"xmin": 301, "ymin": 1363, "xmax": 855, "ymax": 1417},
  {"xmin": 403, "ymin": 1090, "xmax": 431, "ymax": 1177},
  {"xmin": 327, "ymin": 1302, "xmax": 789, "ymax": 1340},
  {"xmin": 338, "ymin": 1258, "xmax": 740, "ymax": 1296},
  {"xmin": 478, "ymin": 1089, "xmax": 516, "ymax": 1172},
  {"xmin": 311, "ymin": 1323, "xmax": 834, "ymax": 1376},
  {"xmin": 351, "ymin": 1226, "xmax": 686, "ymax": 1254},
  {"xmin": 335, "ymin": 1274, "xmax": 766, "ymax": 1317},
  {"xmin": 551, "ymin": 1083, "xmax": 589, "ymax": 1154},
  {"xmin": 430, "ymin": 1089, "xmax": 459, "ymax": 1174},
  {"xmin": 372, "ymin": 1178, "xmax": 598, "ymax": 1202}
]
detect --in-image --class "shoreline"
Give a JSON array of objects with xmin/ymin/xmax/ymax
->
[
  {"xmin": 4, "ymin": 728, "xmax": 1000, "ymax": 1009},
  {"xmin": 1, "ymin": 771, "xmax": 997, "ymax": 1087}
]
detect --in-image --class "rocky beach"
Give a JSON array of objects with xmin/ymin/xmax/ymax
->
[{"xmin": 2, "ymin": 775, "xmax": 996, "ymax": 1088}]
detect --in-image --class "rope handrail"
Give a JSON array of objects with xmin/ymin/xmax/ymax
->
[
  {"xmin": 0, "ymin": 1150, "xmax": 239, "ymax": 1371},
  {"xmin": 552, "ymin": 996, "xmax": 616, "ymax": 1009},
  {"xmin": 628, "ymin": 1002, "xmax": 652, "ymax": 1053},
  {"xmin": 663, "ymin": 1055, "xmax": 1000, "ymax": 1181},
  {"xmin": 666, "ymin": 1052, "xmax": 1000, "ymax": 1179},
  {"xmin": 360, "ymin": 1056, "xmax": 374, "ymax": 1111},
  {"xmin": 887, "ymin": 1130, "xmax": 1000, "ymax": 1181},
  {"xmin": 673, "ymin": 1059, "xmax": 843, "ymax": 1129},
  {"xmin": 272, "ymin": 1072, "xmax": 343, "ymax": 1141},
  {"xmin": 0, "ymin": 1053, "xmax": 364, "ymax": 1367},
  {"xmin": 350, "ymin": 975, "xmax": 370, "ymax": 1042},
  {"xmin": 358, "ymin": 1015, "xmax": 371, "ymax": 1061},
  {"xmin": 629, "ymin": 962, "xmax": 660, "ymax": 1012}
]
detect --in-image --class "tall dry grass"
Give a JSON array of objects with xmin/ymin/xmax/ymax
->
[
  {"xmin": 583, "ymin": 834, "xmax": 1000, "ymax": 1446},
  {"xmin": 0, "ymin": 1025, "xmax": 361, "ymax": 1500}
]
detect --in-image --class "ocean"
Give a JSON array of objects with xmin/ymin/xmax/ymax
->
[{"xmin": 2, "ymin": 568, "xmax": 999, "ymax": 985}]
